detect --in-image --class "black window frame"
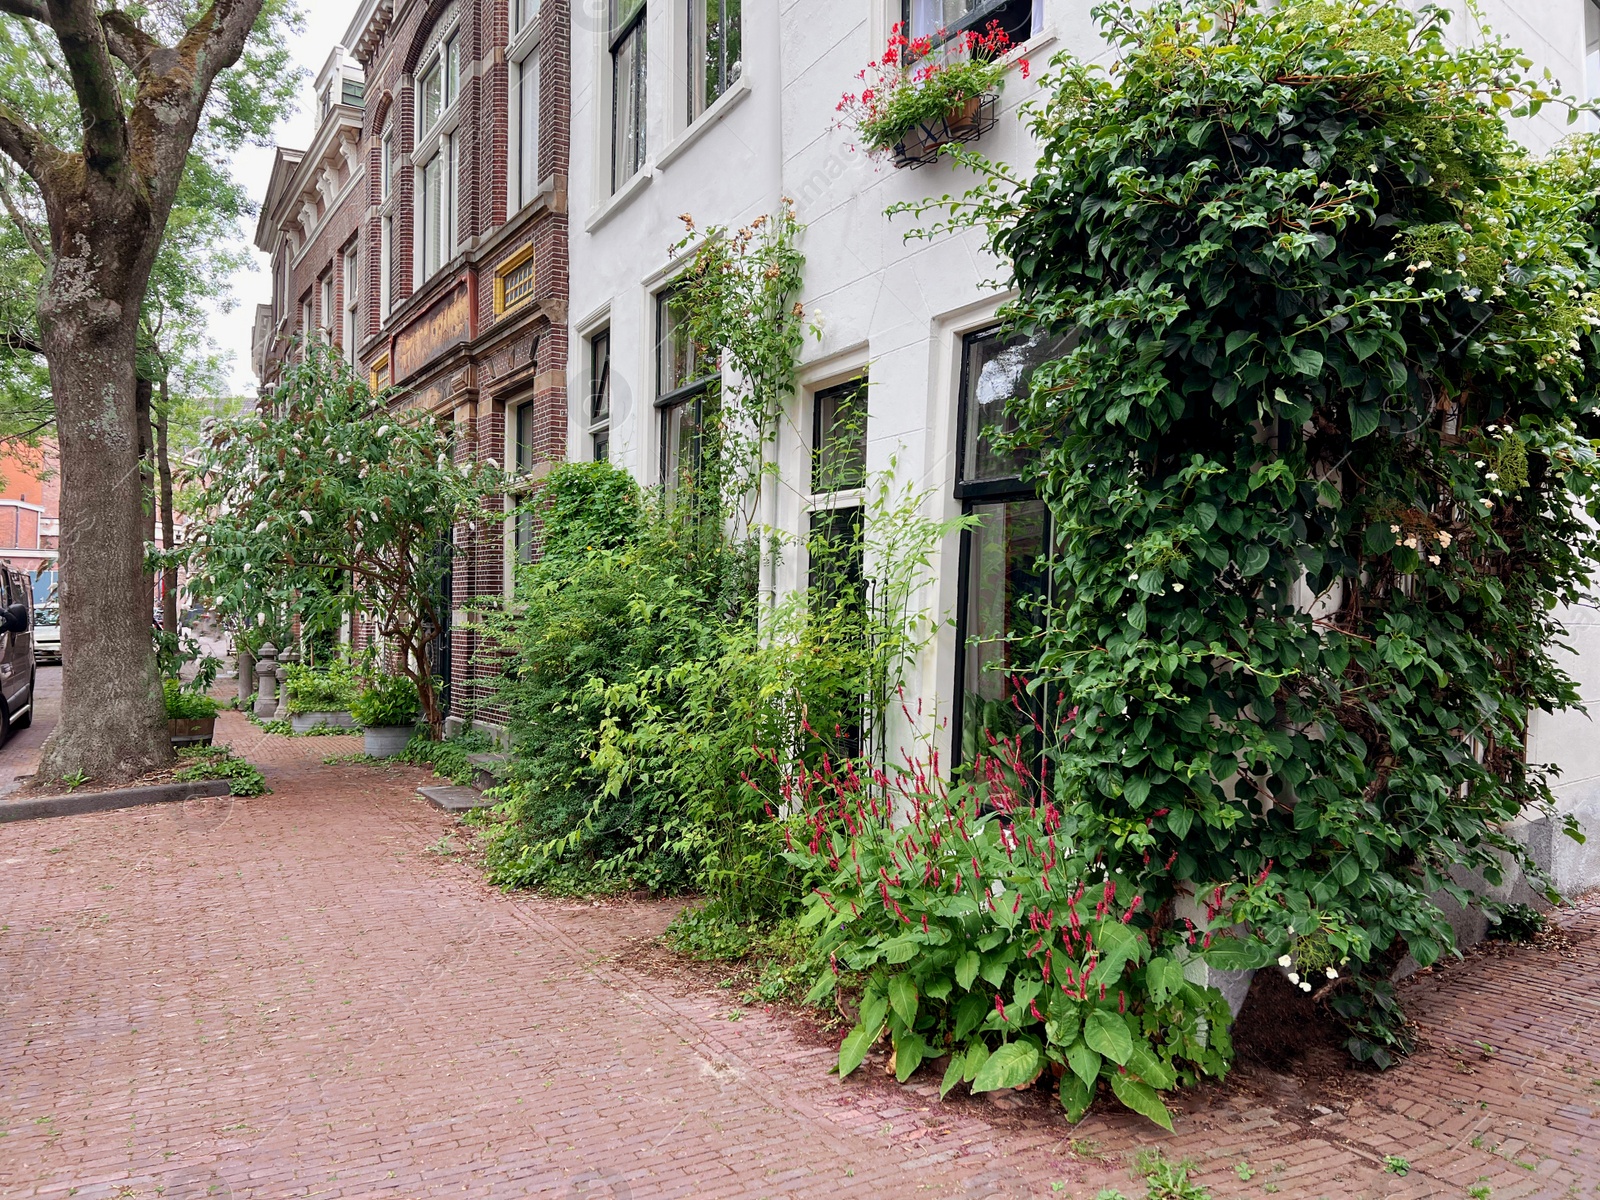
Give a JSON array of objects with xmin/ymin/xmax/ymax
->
[
  {"xmin": 949, "ymin": 323, "xmax": 1067, "ymax": 772},
  {"xmin": 589, "ymin": 329, "xmax": 612, "ymax": 462},
  {"xmin": 811, "ymin": 376, "xmax": 868, "ymax": 495},
  {"xmin": 655, "ymin": 289, "xmax": 719, "ymax": 493}
]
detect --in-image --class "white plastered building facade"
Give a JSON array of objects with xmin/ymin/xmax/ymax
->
[{"xmin": 567, "ymin": 0, "xmax": 1600, "ymax": 894}]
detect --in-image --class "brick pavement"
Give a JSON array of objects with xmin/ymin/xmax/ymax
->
[{"xmin": 1, "ymin": 710, "xmax": 1597, "ymax": 1199}]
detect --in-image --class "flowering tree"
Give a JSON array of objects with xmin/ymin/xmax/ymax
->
[{"xmin": 182, "ymin": 344, "xmax": 497, "ymax": 735}]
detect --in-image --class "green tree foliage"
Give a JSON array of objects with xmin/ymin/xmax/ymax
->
[
  {"xmin": 903, "ymin": 0, "xmax": 1600, "ymax": 1053},
  {"xmin": 182, "ymin": 345, "xmax": 495, "ymax": 735}
]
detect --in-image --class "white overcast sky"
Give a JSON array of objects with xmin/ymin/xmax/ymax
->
[{"xmin": 212, "ymin": 0, "xmax": 359, "ymax": 396}]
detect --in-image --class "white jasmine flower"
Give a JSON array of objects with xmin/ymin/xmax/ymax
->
[
  {"xmin": 1172, "ymin": 582, "xmax": 1184, "ymax": 592},
  {"xmin": 1475, "ymin": 460, "xmax": 1486, "ymax": 468},
  {"xmin": 1287, "ymin": 971, "xmax": 1300, "ymax": 984},
  {"xmin": 1439, "ymin": 531, "xmax": 1452, "ymax": 548},
  {"xmin": 1384, "ymin": 251, "xmax": 1397, "ymax": 261},
  {"xmin": 1428, "ymin": 554, "xmax": 1441, "ymax": 566},
  {"xmin": 1300, "ymin": 980, "xmax": 1312, "ymax": 992},
  {"xmin": 1390, "ymin": 523, "xmax": 1401, "ymax": 534},
  {"xmin": 1326, "ymin": 967, "xmax": 1338, "ymax": 979},
  {"xmin": 1278, "ymin": 954, "xmax": 1293, "ymax": 968},
  {"xmin": 1481, "ymin": 499, "xmax": 1493, "ymax": 509},
  {"xmin": 1485, "ymin": 472, "xmax": 1499, "ymax": 481}
]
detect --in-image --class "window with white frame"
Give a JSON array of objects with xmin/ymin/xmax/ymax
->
[
  {"xmin": 688, "ymin": 0, "xmax": 740, "ymax": 122},
  {"xmin": 509, "ymin": 12, "xmax": 541, "ymax": 210},
  {"xmin": 320, "ymin": 274, "xmax": 334, "ymax": 342},
  {"xmin": 589, "ymin": 329, "xmax": 610, "ymax": 462},
  {"xmin": 903, "ymin": 0, "xmax": 1037, "ymax": 45},
  {"xmin": 506, "ymin": 397, "xmax": 541, "ymax": 589},
  {"xmin": 1589, "ymin": 0, "xmax": 1600, "ymax": 105},
  {"xmin": 415, "ymin": 18, "xmax": 460, "ymax": 283},
  {"xmin": 342, "ymin": 245, "xmax": 359, "ymax": 365},
  {"xmin": 511, "ymin": 0, "xmax": 538, "ymax": 36},
  {"xmin": 610, "ymin": 0, "xmax": 646, "ymax": 193},
  {"xmin": 381, "ymin": 126, "xmax": 393, "ymax": 199},
  {"xmin": 380, "ymin": 215, "xmax": 394, "ymax": 319},
  {"xmin": 299, "ymin": 297, "xmax": 313, "ymax": 355}
]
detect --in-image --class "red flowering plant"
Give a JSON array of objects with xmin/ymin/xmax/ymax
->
[
  {"xmin": 779, "ymin": 728, "xmax": 1233, "ymax": 1130},
  {"xmin": 837, "ymin": 21, "xmax": 1028, "ymax": 159}
]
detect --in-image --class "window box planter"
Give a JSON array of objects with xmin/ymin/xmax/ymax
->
[
  {"xmin": 363, "ymin": 725, "xmax": 416, "ymax": 758},
  {"xmin": 290, "ymin": 710, "xmax": 356, "ymax": 734},
  {"xmin": 169, "ymin": 717, "xmax": 216, "ymax": 747},
  {"xmin": 890, "ymin": 91, "xmax": 999, "ymax": 168}
]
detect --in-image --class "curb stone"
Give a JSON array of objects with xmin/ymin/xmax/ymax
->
[{"xmin": 0, "ymin": 779, "xmax": 233, "ymax": 823}]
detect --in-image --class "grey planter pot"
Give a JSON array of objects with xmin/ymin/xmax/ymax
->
[
  {"xmin": 291, "ymin": 710, "xmax": 356, "ymax": 734},
  {"xmin": 363, "ymin": 725, "xmax": 415, "ymax": 758}
]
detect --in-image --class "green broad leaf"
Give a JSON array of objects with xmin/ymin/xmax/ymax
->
[
  {"xmin": 893, "ymin": 1029, "xmax": 928, "ymax": 1082},
  {"xmin": 1202, "ymin": 935, "xmax": 1276, "ymax": 971},
  {"xmin": 980, "ymin": 951, "xmax": 1012, "ymax": 990},
  {"xmin": 1164, "ymin": 806, "xmax": 1194, "ymax": 839},
  {"xmin": 924, "ymin": 974, "xmax": 953, "ymax": 1002},
  {"xmin": 859, "ymin": 989, "xmax": 888, "ymax": 1042},
  {"xmin": 954, "ymin": 993, "xmax": 989, "ymax": 1041},
  {"xmin": 1066, "ymin": 1039, "xmax": 1102, "ymax": 1087},
  {"xmin": 1012, "ymin": 976, "xmax": 1043, "ymax": 1016},
  {"xmin": 1238, "ymin": 544, "xmax": 1271, "ymax": 576},
  {"xmin": 1346, "ymin": 327, "xmax": 1383, "ymax": 361},
  {"xmin": 961, "ymin": 1038, "xmax": 991, "ymax": 1083},
  {"xmin": 1109, "ymin": 1072, "xmax": 1175, "ymax": 1131},
  {"xmin": 1191, "ymin": 502, "xmax": 1218, "ymax": 530},
  {"xmin": 883, "ymin": 935, "xmax": 919, "ymax": 965},
  {"xmin": 971, "ymin": 1040, "xmax": 1044, "ymax": 1093},
  {"xmin": 977, "ymin": 929, "xmax": 1007, "ymax": 952},
  {"xmin": 888, "ymin": 974, "xmax": 919, "ymax": 1028},
  {"xmin": 1084, "ymin": 1009, "xmax": 1134, "ymax": 1065},
  {"xmin": 955, "ymin": 949, "xmax": 981, "ymax": 991},
  {"xmin": 1046, "ymin": 1004, "xmax": 1082, "ymax": 1048},
  {"xmin": 940, "ymin": 1052, "xmax": 966, "ymax": 1098},
  {"xmin": 1364, "ymin": 521, "xmax": 1398, "ymax": 554},
  {"xmin": 1059, "ymin": 1070, "xmax": 1095, "ymax": 1122},
  {"xmin": 1145, "ymin": 957, "xmax": 1174, "ymax": 1004},
  {"xmin": 1350, "ymin": 402, "xmax": 1381, "ymax": 440},
  {"xmin": 799, "ymin": 900, "xmax": 831, "ymax": 929},
  {"xmin": 1223, "ymin": 329, "xmax": 1254, "ymax": 356},
  {"xmin": 838, "ymin": 1023, "xmax": 875, "ymax": 1078},
  {"xmin": 1288, "ymin": 347, "xmax": 1324, "ymax": 376},
  {"xmin": 1127, "ymin": 1044, "xmax": 1178, "ymax": 1090},
  {"xmin": 805, "ymin": 966, "xmax": 839, "ymax": 1006},
  {"xmin": 1091, "ymin": 920, "xmax": 1141, "ymax": 980}
]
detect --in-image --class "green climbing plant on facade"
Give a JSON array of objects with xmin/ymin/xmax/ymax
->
[{"xmin": 892, "ymin": 0, "xmax": 1600, "ymax": 1069}]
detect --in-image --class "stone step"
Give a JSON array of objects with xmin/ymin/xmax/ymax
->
[
  {"xmin": 418, "ymin": 784, "xmax": 491, "ymax": 813},
  {"xmin": 465, "ymin": 752, "xmax": 511, "ymax": 793}
]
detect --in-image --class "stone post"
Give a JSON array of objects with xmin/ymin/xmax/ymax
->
[
  {"xmin": 273, "ymin": 646, "xmax": 298, "ymax": 721},
  {"xmin": 236, "ymin": 645, "xmax": 255, "ymax": 707},
  {"xmin": 253, "ymin": 642, "xmax": 279, "ymax": 719}
]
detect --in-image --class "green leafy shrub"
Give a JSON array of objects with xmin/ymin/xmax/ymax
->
[
  {"xmin": 163, "ymin": 679, "xmax": 219, "ymax": 721},
  {"xmin": 283, "ymin": 659, "xmax": 361, "ymax": 715},
  {"xmin": 904, "ymin": 0, "xmax": 1600, "ymax": 1064},
  {"xmin": 402, "ymin": 728, "xmax": 495, "ymax": 785},
  {"xmin": 173, "ymin": 745, "xmax": 267, "ymax": 797},
  {"xmin": 351, "ymin": 675, "xmax": 420, "ymax": 728},
  {"xmin": 786, "ymin": 742, "xmax": 1232, "ymax": 1130}
]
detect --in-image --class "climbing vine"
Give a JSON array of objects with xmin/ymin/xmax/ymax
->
[{"xmin": 903, "ymin": 0, "xmax": 1600, "ymax": 1057}]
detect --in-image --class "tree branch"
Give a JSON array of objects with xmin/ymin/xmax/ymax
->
[
  {"xmin": 99, "ymin": 10, "xmax": 167, "ymax": 73},
  {"xmin": 0, "ymin": 0, "xmax": 47, "ymax": 22},
  {"xmin": 44, "ymin": 0, "xmax": 129, "ymax": 176},
  {"xmin": 0, "ymin": 107, "xmax": 47, "ymax": 182},
  {"xmin": 0, "ymin": 174, "xmax": 49, "ymax": 261}
]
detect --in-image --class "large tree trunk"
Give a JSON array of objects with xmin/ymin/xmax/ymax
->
[
  {"xmin": 157, "ymin": 376, "xmax": 178, "ymax": 635},
  {"xmin": 35, "ymin": 270, "xmax": 170, "ymax": 783}
]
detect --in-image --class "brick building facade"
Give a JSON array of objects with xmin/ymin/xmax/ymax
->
[{"xmin": 254, "ymin": 0, "xmax": 569, "ymax": 727}]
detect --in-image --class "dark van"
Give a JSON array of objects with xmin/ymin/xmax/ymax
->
[{"xmin": 0, "ymin": 564, "xmax": 35, "ymax": 733}]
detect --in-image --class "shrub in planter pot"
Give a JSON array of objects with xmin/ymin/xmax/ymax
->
[
  {"xmin": 351, "ymin": 675, "xmax": 421, "ymax": 757},
  {"xmin": 283, "ymin": 660, "xmax": 361, "ymax": 733},
  {"xmin": 164, "ymin": 679, "xmax": 219, "ymax": 746}
]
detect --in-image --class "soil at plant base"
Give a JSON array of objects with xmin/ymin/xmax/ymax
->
[{"xmin": 9, "ymin": 762, "xmax": 185, "ymax": 800}]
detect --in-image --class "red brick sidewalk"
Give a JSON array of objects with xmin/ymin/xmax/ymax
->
[{"xmin": 0, "ymin": 710, "xmax": 1596, "ymax": 1199}]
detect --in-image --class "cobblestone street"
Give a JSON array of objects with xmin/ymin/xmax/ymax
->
[{"xmin": 1, "ymin": 712, "xmax": 1597, "ymax": 1199}]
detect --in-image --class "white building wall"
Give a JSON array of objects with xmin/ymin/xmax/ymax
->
[{"xmin": 568, "ymin": 0, "xmax": 1600, "ymax": 888}]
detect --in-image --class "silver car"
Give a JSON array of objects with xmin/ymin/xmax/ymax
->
[{"xmin": 33, "ymin": 603, "xmax": 59, "ymax": 664}]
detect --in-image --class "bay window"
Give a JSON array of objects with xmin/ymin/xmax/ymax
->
[
  {"xmin": 611, "ymin": 0, "xmax": 646, "ymax": 192},
  {"xmin": 688, "ymin": 0, "xmax": 740, "ymax": 121}
]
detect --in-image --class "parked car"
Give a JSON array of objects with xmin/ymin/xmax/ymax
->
[
  {"xmin": 33, "ymin": 603, "xmax": 59, "ymax": 664},
  {"xmin": 0, "ymin": 564, "xmax": 35, "ymax": 732}
]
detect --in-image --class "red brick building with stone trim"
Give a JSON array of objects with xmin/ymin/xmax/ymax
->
[{"xmin": 254, "ymin": 0, "xmax": 569, "ymax": 730}]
